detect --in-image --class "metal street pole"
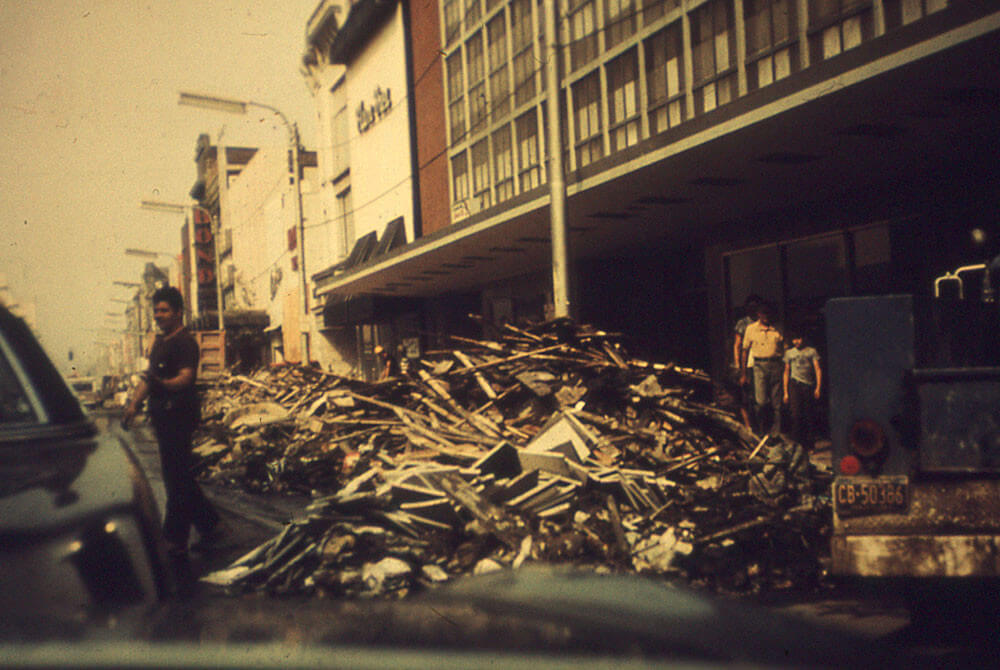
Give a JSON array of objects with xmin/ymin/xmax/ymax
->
[
  {"xmin": 178, "ymin": 91, "xmax": 310, "ymax": 363},
  {"xmin": 544, "ymin": 0, "xmax": 571, "ymax": 320}
]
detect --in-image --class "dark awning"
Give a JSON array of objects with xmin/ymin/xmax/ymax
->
[
  {"xmin": 322, "ymin": 294, "xmax": 413, "ymax": 328},
  {"xmin": 222, "ymin": 310, "xmax": 270, "ymax": 329}
]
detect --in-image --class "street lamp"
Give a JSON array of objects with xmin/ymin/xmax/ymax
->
[
  {"xmin": 125, "ymin": 248, "xmax": 182, "ymax": 292},
  {"xmin": 140, "ymin": 199, "xmax": 223, "ymax": 330},
  {"xmin": 178, "ymin": 90, "xmax": 309, "ymax": 363}
]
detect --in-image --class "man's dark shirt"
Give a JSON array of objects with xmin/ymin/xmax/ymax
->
[{"xmin": 146, "ymin": 328, "xmax": 200, "ymax": 426}]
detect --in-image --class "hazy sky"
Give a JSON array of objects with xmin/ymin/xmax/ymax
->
[{"xmin": 1, "ymin": 0, "xmax": 320, "ymax": 373}]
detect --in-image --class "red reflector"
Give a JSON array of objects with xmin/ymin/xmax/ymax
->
[
  {"xmin": 839, "ymin": 454, "xmax": 862, "ymax": 475},
  {"xmin": 849, "ymin": 418, "xmax": 886, "ymax": 457}
]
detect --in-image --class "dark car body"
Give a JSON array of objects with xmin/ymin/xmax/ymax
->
[{"xmin": 0, "ymin": 306, "xmax": 170, "ymax": 639}]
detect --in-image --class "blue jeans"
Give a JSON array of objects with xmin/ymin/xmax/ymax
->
[{"xmin": 753, "ymin": 359, "xmax": 783, "ymax": 434}]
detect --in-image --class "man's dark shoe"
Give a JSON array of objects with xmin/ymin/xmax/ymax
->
[{"xmin": 167, "ymin": 548, "xmax": 197, "ymax": 599}]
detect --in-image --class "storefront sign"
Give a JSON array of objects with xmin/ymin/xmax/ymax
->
[
  {"xmin": 356, "ymin": 86, "xmax": 392, "ymax": 134},
  {"xmin": 192, "ymin": 207, "xmax": 218, "ymax": 312}
]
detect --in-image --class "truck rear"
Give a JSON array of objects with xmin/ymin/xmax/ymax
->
[{"xmin": 826, "ymin": 292, "xmax": 1000, "ymax": 577}]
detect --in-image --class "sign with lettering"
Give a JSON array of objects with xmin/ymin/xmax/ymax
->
[
  {"xmin": 192, "ymin": 207, "xmax": 218, "ymax": 313},
  {"xmin": 356, "ymin": 86, "xmax": 392, "ymax": 134}
]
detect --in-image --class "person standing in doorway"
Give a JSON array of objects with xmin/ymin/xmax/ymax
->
[
  {"xmin": 122, "ymin": 287, "xmax": 220, "ymax": 589},
  {"xmin": 741, "ymin": 303, "xmax": 785, "ymax": 436},
  {"xmin": 783, "ymin": 328, "xmax": 822, "ymax": 448},
  {"xmin": 374, "ymin": 344, "xmax": 398, "ymax": 380},
  {"xmin": 732, "ymin": 295, "xmax": 763, "ymax": 431}
]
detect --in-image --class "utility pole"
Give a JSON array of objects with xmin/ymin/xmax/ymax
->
[{"xmin": 544, "ymin": 0, "xmax": 571, "ymax": 320}]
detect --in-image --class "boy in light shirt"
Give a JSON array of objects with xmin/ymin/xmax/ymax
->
[{"xmin": 782, "ymin": 329, "xmax": 822, "ymax": 448}]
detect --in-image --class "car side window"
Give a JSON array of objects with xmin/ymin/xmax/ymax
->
[{"xmin": 0, "ymin": 347, "xmax": 38, "ymax": 425}]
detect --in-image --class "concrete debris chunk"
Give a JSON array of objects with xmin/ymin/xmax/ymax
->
[
  {"xmin": 421, "ymin": 564, "xmax": 449, "ymax": 583},
  {"xmin": 473, "ymin": 558, "xmax": 504, "ymax": 575},
  {"xmin": 363, "ymin": 557, "xmax": 412, "ymax": 592}
]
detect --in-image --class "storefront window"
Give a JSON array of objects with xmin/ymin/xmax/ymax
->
[
  {"xmin": 487, "ymin": 13, "xmax": 510, "ymax": 121},
  {"xmin": 691, "ymin": 0, "xmax": 737, "ymax": 115},
  {"xmin": 492, "ymin": 125, "xmax": 515, "ymax": 202},
  {"xmin": 511, "ymin": 0, "xmax": 536, "ymax": 106},
  {"xmin": 745, "ymin": 0, "xmax": 798, "ymax": 91},
  {"xmin": 568, "ymin": 0, "xmax": 599, "ymax": 72},
  {"xmin": 807, "ymin": 0, "xmax": 873, "ymax": 62},
  {"xmin": 605, "ymin": 0, "xmax": 637, "ymax": 50},
  {"xmin": 645, "ymin": 23, "xmax": 685, "ymax": 134},
  {"xmin": 642, "ymin": 0, "xmax": 680, "ymax": 26},
  {"xmin": 472, "ymin": 138, "xmax": 491, "ymax": 209},
  {"xmin": 467, "ymin": 32, "xmax": 487, "ymax": 134},
  {"xmin": 447, "ymin": 53, "xmax": 466, "ymax": 144},
  {"xmin": 573, "ymin": 72, "xmax": 604, "ymax": 168},
  {"xmin": 516, "ymin": 109, "xmax": 541, "ymax": 191}
]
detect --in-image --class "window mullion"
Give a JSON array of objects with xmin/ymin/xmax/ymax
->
[
  {"xmin": 734, "ymin": 0, "xmax": 748, "ymax": 96},
  {"xmin": 636, "ymin": 38, "xmax": 650, "ymax": 140},
  {"xmin": 680, "ymin": 2, "xmax": 696, "ymax": 119}
]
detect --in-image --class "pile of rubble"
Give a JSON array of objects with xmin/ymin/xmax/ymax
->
[{"xmin": 195, "ymin": 319, "xmax": 830, "ymax": 598}]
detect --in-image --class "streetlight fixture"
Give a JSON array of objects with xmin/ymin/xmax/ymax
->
[
  {"xmin": 125, "ymin": 248, "xmax": 182, "ymax": 291},
  {"xmin": 178, "ymin": 90, "xmax": 309, "ymax": 363},
  {"xmin": 140, "ymin": 199, "xmax": 223, "ymax": 330}
]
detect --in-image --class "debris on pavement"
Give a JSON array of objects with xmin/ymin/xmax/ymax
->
[{"xmin": 195, "ymin": 318, "xmax": 831, "ymax": 598}]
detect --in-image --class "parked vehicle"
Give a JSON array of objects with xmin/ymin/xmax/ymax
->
[
  {"xmin": 0, "ymin": 305, "xmax": 171, "ymax": 639},
  {"xmin": 826, "ymin": 264, "xmax": 1000, "ymax": 578},
  {"xmin": 67, "ymin": 375, "xmax": 102, "ymax": 409}
]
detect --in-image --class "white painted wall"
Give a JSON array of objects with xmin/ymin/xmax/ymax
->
[
  {"xmin": 344, "ymin": 4, "xmax": 414, "ymax": 247},
  {"xmin": 226, "ymin": 144, "xmax": 303, "ymax": 358}
]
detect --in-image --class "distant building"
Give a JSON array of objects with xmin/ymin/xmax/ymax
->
[
  {"xmin": 188, "ymin": 134, "xmax": 258, "ymax": 329},
  {"xmin": 224, "ymin": 139, "xmax": 320, "ymax": 367}
]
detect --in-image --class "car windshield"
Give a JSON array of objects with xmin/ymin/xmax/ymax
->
[{"xmin": 0, "ymin": 339, "xmax": 38, "ymax": 425}]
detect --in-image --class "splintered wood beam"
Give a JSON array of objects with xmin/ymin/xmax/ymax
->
[
  {"xmin": 454, "ymin": 350, "xmax": 498, "ymax": 399},
  {"xmin": 452, "ymin": 344, "xmax": 566, "ymax": 373}
]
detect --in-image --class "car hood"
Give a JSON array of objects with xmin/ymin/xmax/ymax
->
[{"xmin": 0, "ymin": 425, "xmax": 136, "ymax": 537}]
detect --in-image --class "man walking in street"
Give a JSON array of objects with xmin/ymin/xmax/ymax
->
[
  {"xmin": 740, "ymin": 303, "xmax": 785, "ymax": 436},
  {"xmin": 123, "ymin": 287, "xmax": 220, "ymax": 591}
]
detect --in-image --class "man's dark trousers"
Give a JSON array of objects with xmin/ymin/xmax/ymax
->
[{"xmin": 151, "ymin": 413, "xmax": 219, "ymax": 548}]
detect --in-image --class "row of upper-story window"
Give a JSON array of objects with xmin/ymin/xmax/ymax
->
[{"xmin": 440, "ymin": 0, "xmax": 949, "ymax": 220}]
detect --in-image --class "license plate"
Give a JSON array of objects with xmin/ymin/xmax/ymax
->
[{"xmin": 834, "ymin": 477, "xmax": 908, "ymax": 517}]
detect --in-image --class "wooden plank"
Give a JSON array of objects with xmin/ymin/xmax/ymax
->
[
  {"xmin": 454, "ymin": 350, "xmax": 498, "ymax": 399},
  {"xmin": 453, "ymin": 344, "xmax": 565, "ymax": 373},
  {"xmin": 399, "ymin": 498, "xmax": 463, "ymax": 527},
  {"xmin": 488, "ymin": 470, "xmax": 539, "ymax": 504}
]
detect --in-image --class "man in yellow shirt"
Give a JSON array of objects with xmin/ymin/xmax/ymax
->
[{"xmin": 740, "ymin": 303, "xmax": 784, "ymax": 436}]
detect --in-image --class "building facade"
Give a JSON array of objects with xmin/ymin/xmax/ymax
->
[
  {"xmin": 303, "ymin": 0, "xmax": 1000, "ymax": 380},
  {"xmin": 225, "ymin": 141, "xmax": 320, "ymax": 367},
  {"xmin": 188, "ymin": 135, "xmax": 258, "ymax": 329},
  {"xmin": 304, "ymin": 0, "xmax": 423, "ymax": 378}
]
